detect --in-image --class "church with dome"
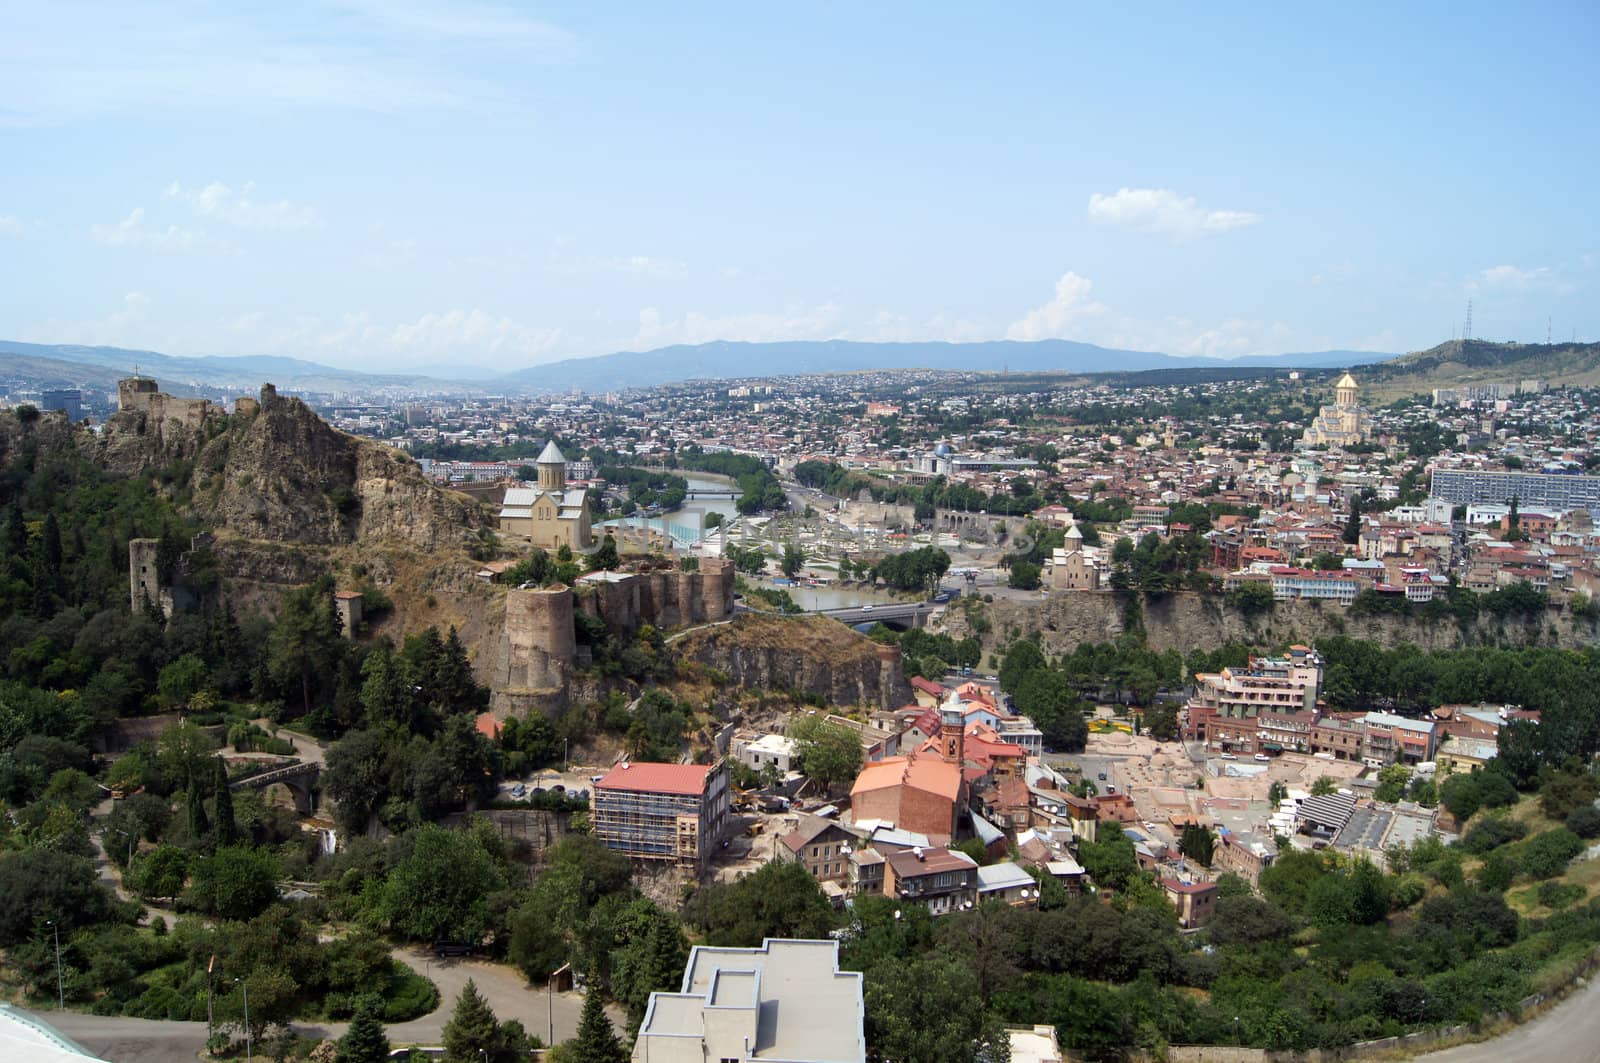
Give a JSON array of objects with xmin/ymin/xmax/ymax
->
[
  {"xmin": 496, "ymin": 441, "xmax": 593, "ymax": 551},
  {"xmin": 1301, "ymin": 371, "xmax": 1372, "ymax": 448}
]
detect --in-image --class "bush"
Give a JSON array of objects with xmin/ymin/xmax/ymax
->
[
  {"xmin": 1537, "ymin": 880, "xmax": 1585, "ymax": 910},
  {"xmin": 1462, "ymin": 814, "xmax": 1528, "ymax": 855},
  {"xmin": 1566, "ymin": 805, "xmax": 1600, "ymax": 839},
  {"xmin": 1517, "ymin": 828, "xmax": 1584, "ymax": 881}
]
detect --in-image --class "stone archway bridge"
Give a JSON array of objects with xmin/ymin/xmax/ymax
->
[{"xmin": 229, "ymin": 760, "xmax": 321, "ymax": 815}]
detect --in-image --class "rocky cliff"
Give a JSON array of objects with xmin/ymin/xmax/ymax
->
[
  {"xmin": 672, "ymin": 614, "xmax": 913, "ymax": 712},
  {"xmin": 943, "ymin": 591, "xmax": 1599, "ymax": 657}
]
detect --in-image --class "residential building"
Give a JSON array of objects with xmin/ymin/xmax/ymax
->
[
  {"xmin": 1213, "ymin": 829, "xmax": 1277, "ymax": 886},
  {"xmin": 777, "ymin": 816, "xmax": 858, "ymax": 886},
  {"xmin": 632, "ymin": 938, "xmax": 865, "ymax": 1063},
  {"xmin": 1185, "ymin": 646, "xmax": 1322, "ymax": 746},
  {"xmin": 1361, "ymin": 712, "xmax": 1439, "ymax": 766},
  {"xmin": 1161, "ymin": 878, "xmax": 1218, "ymax": 928},
  {"xmin": 882, "ymin": 846, "xmax": 979, "ymax": 916},
  {"xmin": 1311, "ymin": 715, "xmax": 1366, "ymax": 760},
  {"xmin": 975, "ymin": 861, "xmax": 1041, "ymax": 908},
  {"xmin": 1430, "ymin": 468, "xmax": 1600, "ymax": 518},
  {"xmin": 1269, "ymin": 566, "xmax": 1361, "ymax": 604},
  {"xmin": 731, "ymin": 733, "xmax": 796, "ymax": 774},
  {"xmin": 591, "ymin": 761, "xmax": 730, "ymax": 871}
]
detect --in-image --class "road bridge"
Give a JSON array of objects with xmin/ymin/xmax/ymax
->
[{"xmin": 815, "ymin": 600, "xmax": 942, "ymax": 630}]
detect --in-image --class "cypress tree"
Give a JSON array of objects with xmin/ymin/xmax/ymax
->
[
  {"xmin": 212, "ymin": 756, "xmax": 237, "ymax": 848},
  {"xmin": 570, "ymin": 988, "xmax": 626, "ymax": 1063},
  {"xmin": 186, "ymin": 780, "xmax": 209, "ymax": 846}
]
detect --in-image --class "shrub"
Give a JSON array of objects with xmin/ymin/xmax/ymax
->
[{"xmin": 1566, "ymin": 805, "xmax": 1600, "ymax": 839}]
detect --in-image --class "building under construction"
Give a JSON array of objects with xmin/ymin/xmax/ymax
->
[{"xmin": 591, "ymin": 760, "xmax": 730, "ymax": 871}]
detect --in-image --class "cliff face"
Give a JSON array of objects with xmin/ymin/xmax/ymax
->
[
  {"xmin": 943, "ymin": 590, "xmax": 1599, "ymax": 657},
  {"xmin": 87, "ymin": 383, "xmax": 485, "ymax": 550},
  {"xmin": 672, "ymin": 614, "xmax": 913, "ymax": 712}
]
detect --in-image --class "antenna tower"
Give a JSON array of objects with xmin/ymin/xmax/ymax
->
[{"xmin": 1463, "ymin": 300, "xmax": 1472, "ymax": 342}]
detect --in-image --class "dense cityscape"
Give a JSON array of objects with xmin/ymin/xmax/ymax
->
[{"xmin": 4, "ymin": 5, "xmax": 1600, "ymax": 1063}]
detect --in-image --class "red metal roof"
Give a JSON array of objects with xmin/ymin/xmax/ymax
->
[{"xmin": 596, "ymin": 761, "xmax": 713, "ymax": 795}]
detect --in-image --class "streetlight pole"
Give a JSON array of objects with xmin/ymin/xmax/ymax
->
[
  {"xmin": 236, "ymin": 977, "xmax": 252, "ymax": 1063},
  {"xmin": 46, "ymin": 920, "xmax": 63, "ymax": 1010},
  {"xmin": 547, "ymin": 978, "xmax": 554, "ymax": 1047}
]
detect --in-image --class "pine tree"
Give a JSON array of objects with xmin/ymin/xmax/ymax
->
[
  {"xmin": 569, "ymin": 989, "xmax": 626, "ymax": 1063},
  {"xmin": 441, "ymin": 979, "xmax": 501, "ymax": 1063},
  {"xmin": 336, "ymin": 999, "xmax": 390, "ymax": 1063},
  {"xmin": 212, "ymin": 756, "xmax": 238, "ymax": 848}
]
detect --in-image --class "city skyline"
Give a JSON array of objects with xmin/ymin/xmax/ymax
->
[{"xmin": 2, "ymin": 2, "xmax": 1596, "ymax": 371}]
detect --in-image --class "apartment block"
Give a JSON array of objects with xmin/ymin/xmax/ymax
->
[{"xmin": 592, "ymin": 760, "xmax": 730, "ymax": 871}]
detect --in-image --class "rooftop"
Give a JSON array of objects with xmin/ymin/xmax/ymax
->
[{"xmin": 596, "ymin": 761, "xmax": 714, "ymax": 796}]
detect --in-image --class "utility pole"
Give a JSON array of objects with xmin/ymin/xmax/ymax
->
[
  {"xmin": 46, "ymin": 920, "xmax": 63, "ymax": 1010},
  {"xmin": 235, "ymin": 977, "xmax": 251, "ymax": 1063},
  {"xmin": 548, "ymin": 979, "xmax": 555, "ymax": 1046}
]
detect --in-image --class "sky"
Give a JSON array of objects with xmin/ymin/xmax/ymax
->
[{"xmin": 1, "ymin": 2, "xmax": 1597, "ymax": 373}]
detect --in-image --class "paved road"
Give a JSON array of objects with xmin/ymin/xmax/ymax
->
[
  {"xmin": 1419, "ymin": 975, "xmax": 1600, "ymax": 1062},
  {"xmin": 25, "ymin": 947, "xmax": 624, "ymax": 1062}
]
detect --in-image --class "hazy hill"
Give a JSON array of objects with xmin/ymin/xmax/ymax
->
[
  {"xmin": 1359, "ymin": 339, "xmax": 1600, "ymax": 400},
  {"xmin": 497, "ymin": 339, "xmax": 1393, "ymax": 391},
  {"xmin": 2, "ymin": 336, "xmax": 1396, "ymax": 395}
]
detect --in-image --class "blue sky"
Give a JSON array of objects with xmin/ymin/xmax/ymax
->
[{"xmin": 1, "ymin": 2, "xmax": 1596, "ymax": 372}]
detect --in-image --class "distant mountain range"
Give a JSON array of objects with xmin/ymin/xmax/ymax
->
[{"xmin": 0, "ymin": 337, "xmax": 1398, "ymax": 396}]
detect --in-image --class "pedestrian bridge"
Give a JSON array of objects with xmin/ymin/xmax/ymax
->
[{"xmin": 229, "ymin": 761, "xmax": 320, "ymax": 815}]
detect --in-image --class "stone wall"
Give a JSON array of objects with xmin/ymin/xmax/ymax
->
[
  {"xmin": 944, "ymin": 590, "xmax": 1598, "ymax": 657},
  {"xmin": 576, "ymin": 557, "xmax": 738, "ymax": 635}
]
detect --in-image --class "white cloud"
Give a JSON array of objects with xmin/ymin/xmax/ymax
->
[
  {"xmin": 0, "ymin": 215, "xmax": 21, "ymax": 235},
  {"xmin": 328, "ymin": 0, "xmax": 576, "ymax": 48},
  {"xmin": 1470, "ymin": 264, "xmax": 1554, "ymax": 291},
  {"xmin": 1087, "ymin": 187, "xmax": 1262, "ymax": 240},
  {"xmin": 600, "ymin": 255, "xmax": 688, "ymax": 280},
  {"xmin": 1005, "ymin": 272, "xmax": 1108, "ymax": 341},
  {"xmin": 166, "ymin": 181, "xmax": 315, "ymax": 230},
  {"xmin": 90, "ymin": 207, "xmax": 208, "ymax": 251}
]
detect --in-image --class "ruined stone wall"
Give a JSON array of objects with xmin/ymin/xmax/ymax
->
[
  {"xmin": 129, "ymin": 538, "xmax": 162, "ymax": 613},
  {"xmin": 490, "ymin": 586, "xmax": 576, "ymax": 713}
]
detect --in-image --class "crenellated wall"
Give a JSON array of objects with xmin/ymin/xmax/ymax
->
[{"xmin": 576, "ymin": 557, "xmax": 737, "ymax": 635}]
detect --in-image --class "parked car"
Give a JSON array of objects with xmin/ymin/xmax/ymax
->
[
  {"xmin": 1220, "ymin": 753, "xmax": 1238, "ymax": 761},
  {"xmin": 1097, "ymin": 772, "xmax": 1107, "ymax": 781},
  {"xmin": 1253, "ymin": 753, "xmax": 1271, "ymax": 762},
  {"xmin": 510, "ymin": 783, "xmax": 526, "ymax": 798}
]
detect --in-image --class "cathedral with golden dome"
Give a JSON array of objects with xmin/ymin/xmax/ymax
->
[{"xmin": 1301, "ymin": 371, "xmax": 1371, "ymax": 447}]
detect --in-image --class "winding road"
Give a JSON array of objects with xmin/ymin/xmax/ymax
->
[
  {"xmin": 1418, "ymin": 973, "xmax": 1600, "ymax": 1062},
  {"xmin": 32, "ymin": 947, "xmax": 620, "ymax": 1063}
]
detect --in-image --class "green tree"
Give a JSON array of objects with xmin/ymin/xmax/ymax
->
[
  {"xmin": 0, "ymin": 848, "xmax": 112, "ymax": 945},
  {"xmin": 1008, "ymin": 561, "xmax": 1042, "ymax": 590},
  {"xmin": 568, "ymin": 988, "xmax": 626, "ymax": 1063},
  {"xmin": 185, "ymin": 845, "xmax": 280, "ymax": 920},
  {"xmin": 1179, "ymin": 824, "xmax": 1215, "ymax": 867},
  {"xmin": 788, "ymin": 716, "xmax": 864, "ymax": 794},
  {"xmin": 1310, "ymin": 775, "xmax": 1338, "ymax": 797},
  {"xmin": 336, "ymin": 998, "xmax": 391, "ymax": 1063},
  {"xmin": 862, "ymin": 956, "xmax": 1010, "ymax": 1063},
  {"xmin": 382, "ymin": 823, "xmax": 507, "ymax": 944},
  {"xmin": 212, "ymin": 755, "xmax": 238, "ymax": 848},
  {"xmin": 589, "ymin": 535, "xmax": 620, "ymax": 572},
  {"xmin": 781, "ymin": 543, "xmax": 806, "ymax": 579},
  {"xmin": 683, "ymin": 860, "xmax": 837, "ymax": 947},
  {"xmin": 1374, "ymin": 764, "xmax": 1410, "ymax": 803},
  {"xmin": 441, "ymin": 979, "xmax": 501, "ymax": 1063}
]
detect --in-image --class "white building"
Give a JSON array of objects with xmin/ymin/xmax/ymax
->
[{"xmin": 633, "ymin": 938, "xmax": 865, "ymax": 1063}]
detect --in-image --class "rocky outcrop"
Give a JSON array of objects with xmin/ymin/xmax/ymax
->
[
  {"xmin": 672, "ymin": 614, "xmax": 913, "ymax": 712},
  {"xmin": 193, "ymin": 386, "xmax": 483, "ymax": 549},
  {"xmin": 943, "ymin": 590, "xmax": 1599, "ymax": 657}
]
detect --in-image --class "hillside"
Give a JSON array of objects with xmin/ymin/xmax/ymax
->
[
  {"xmin": 2, "ymin": 337, "xmax": 1396, "ymax": 396},
  {"xmin": 497, "ymin": 339, "xmax": 1394, "ymax": 391},
  {"xmin": 1360, "ymin": 339, "xmax": 1600, "ymax": 400}
]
